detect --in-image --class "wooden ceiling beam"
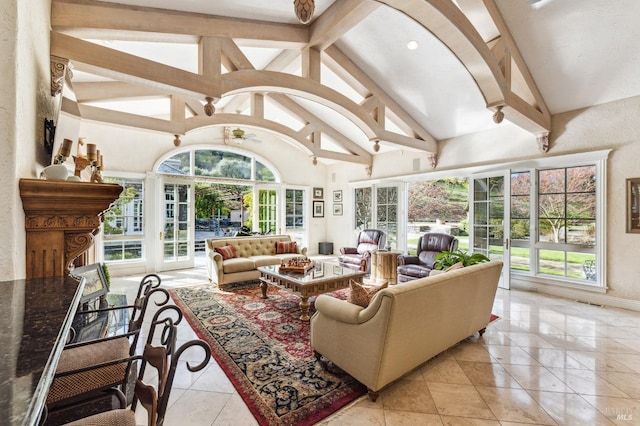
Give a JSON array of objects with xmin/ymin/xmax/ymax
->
[
  {"xmin": 270, "ymin": 93, "xmax": 372, "ymax": 159},
  {"xmin": 308, "ymin": 0, "xmax": 381, "ymax": 50},
  {"xmin": 73, "ymin": 81, "xmax": 164, "ymax": 102},
  {"xmin": 377, "ymin": 0, "xmax": 550, "ymax": 135},
  {"xmin": 51, "ymin": 31, "xmax": 221, "ymax": 99},
  {"xmin": 325, "ymin": 45, "xmax": 437, "ymax": 147},
  {"xmin": 51, "ymin": 0, "xmax": 308, "ymax": 46},
  {"xmin": 78, "ymin": 103, "xmax": 185, "ymax": 134}
]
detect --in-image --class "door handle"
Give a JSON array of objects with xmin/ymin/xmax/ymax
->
[{"xmin": 504, "ymin": 238, "xmax": 509, "ymax": 250}]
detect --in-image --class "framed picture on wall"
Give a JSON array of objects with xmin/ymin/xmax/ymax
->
[
  {"xmin": 627, "ymin": 178, "xmax": 640, "ymax": 233},
  {"xmin": 333, "ymin": 203, "xmax": 343, "ymax": 216},
  {"xmin": 313, "ymin": 200, "xmax": 324, "ymax": 217},
  {"xmin": 313, "ymin": 187, "xmax": 324, "ymax": 199},
  {"xmin": 333, "ymin": 190, "xmax": 342, "ymax": 203}
]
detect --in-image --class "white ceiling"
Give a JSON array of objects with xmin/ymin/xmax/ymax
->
[{"xmin": 58, "ymin": 0, "xmax": 640, "ymax": 158}]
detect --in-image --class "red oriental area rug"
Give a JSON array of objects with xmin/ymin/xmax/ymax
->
[{"xmin": 169, "ymin": 281, "xmax": 365, "ymax": 426}]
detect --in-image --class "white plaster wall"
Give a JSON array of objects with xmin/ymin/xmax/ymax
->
[{"xmin": 0, "ymin": 0, "xmax": 51, "ymax": 279}]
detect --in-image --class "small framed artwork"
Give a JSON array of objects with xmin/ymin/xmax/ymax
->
[
  {"xmin": 627, "ymin": 178, "xmax": 640, "ymax": 233},
  {"xmin": 312, "ymin": 262, "xmax": 325, "ymax": 278},
  {"xmin": 333, "ymin": 264, "xmax": 343, "ymax": 275},
  {"xmin": 313, "ymin": 187, "xmax": 324, "ymax": 199},
  {"xmin": 333, "ymin": 203, "xmax": 343, "ymax": 216},
  {"xmin": 333, "ymin": 190, "xmax": 343, "ymax": 203},
  {"xmin": 72, "ymin": 263, "xmax": 109, "ymax": 303},
  {"xmin": 313, "ymin": 200, "xmax": 324, "ymax": 217}
]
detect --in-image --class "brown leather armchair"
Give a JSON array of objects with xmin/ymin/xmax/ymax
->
[
  {"xmin": 397, "ymin": 233, "xmax": 458, "ymax": 282},
  {"xmin": 338, "ymin": 229, "xmax": 386, "ymax": 272}
]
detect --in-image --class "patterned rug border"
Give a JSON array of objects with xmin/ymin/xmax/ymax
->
[{"xmin": 169, "ymin": 282, "xmax": 365, "ymax": 426}]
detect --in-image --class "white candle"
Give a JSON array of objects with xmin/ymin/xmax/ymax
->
[{"xmin": 86, "ymin": 143, "xmax": 97, "ymax": 162}]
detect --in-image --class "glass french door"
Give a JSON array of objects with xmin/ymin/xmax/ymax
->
[
  {"xmin": 376, "ymin": 186, "xmax": 399, "ymax": 250},
  {"xmin": 255, "ymin": 186, "xmax": 278, "ymax": 234},
  {"xmin": 161, "ymin": 182, "xmax": 193, "ymax": 270},
  {"xmin": 471, "ymin": 173, "xmax": 511, "ymax": 289}
]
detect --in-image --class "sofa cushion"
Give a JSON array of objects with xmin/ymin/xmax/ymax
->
[
  {"xmin": 251, "ymin": 255, "xmax": 281, "ymax": 267},
  {"xmin": 215, "ymin": 245, "xmax": 237, "ymax": 260},
  {"xmin": 275, "ymin": 241, "xmax": 297, "ymax": 254},
  {"xmin": 347, "ymin": 280, "xmax": 388, "ymax": 308},
  {"xmin": 222, "ymin": 258, "xmax": 256, "ymax": 274}
]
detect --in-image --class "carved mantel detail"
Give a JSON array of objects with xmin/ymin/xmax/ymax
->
[
  {"xmin": 20, "ymin": 179, "xmax": 122, "ymax": 278},
  {"xmin": 537, "ymin": 133, "xmax": 550, "ymax": 153},
  {"xmin": 50, "ymin": 55, "xmax": 69, "ymax": 97}
]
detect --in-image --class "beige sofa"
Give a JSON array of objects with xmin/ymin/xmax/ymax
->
[
  {"xmin": 310, "ymin": 261, "xmax": 503, "ymax": 401},
  {"xmin": 206, "ymin": 235, "xmax": 307, "ymax": 286}
]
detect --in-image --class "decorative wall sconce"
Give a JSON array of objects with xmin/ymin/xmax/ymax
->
[
  {"xmin": 173, "ymin": 135, "xmax": 182, "ymax": 146},
  {"xmin": 312, "ymin": 156, "xmax": 318, "ymax": 166}
]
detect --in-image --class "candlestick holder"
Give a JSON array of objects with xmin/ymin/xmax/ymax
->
[
  {"xmin": 73, "ymin": 155, "xmax": 91, "ymax": 177},
  {"xmin": 90, "ymin": 162, "xmax": 103, "ymax": 183}
]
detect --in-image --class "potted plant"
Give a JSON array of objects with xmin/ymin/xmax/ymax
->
[{"xmin": 434, "ymin": 249, "xmax": 490, "ymax": 270}]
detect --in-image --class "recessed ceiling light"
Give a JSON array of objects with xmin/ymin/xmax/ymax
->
[{"xmin": 407, "ymin": 40, "xmax": 419, "ymax": 50}]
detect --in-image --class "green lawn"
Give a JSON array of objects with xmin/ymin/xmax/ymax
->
[{"xmin": 406, "ymin": 234, "xmax": 592, "ymax": 267}]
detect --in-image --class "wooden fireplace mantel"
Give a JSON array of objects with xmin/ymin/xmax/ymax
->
[{"xmin": 19, "ymin": 178, "xmax": 122, "ymax": 278}]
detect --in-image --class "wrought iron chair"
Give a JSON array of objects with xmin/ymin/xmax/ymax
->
[
  {"xmin": 62, "ymin": 309, "xmax": 211, "ymax": 426},
  {"xmin": 44, "ymin": 275, "xmax": 171, "ymax": 422}
]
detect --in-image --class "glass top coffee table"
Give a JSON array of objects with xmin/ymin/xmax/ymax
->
[{"xmin": 257, "ymin": 262, "xmax": 366, "ymax": 320}]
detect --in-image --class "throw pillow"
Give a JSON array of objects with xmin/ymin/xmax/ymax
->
[
  {"xmin": 214, "ymin": 245, "xmax": 237, "ymax": 260},
  {"xmin": 445, "ymin": 261, "xmax": 464, "ymax": 272},
  {"xmin": 347, "ymin": 280, "xmax": 388, "ymax": 308},
  {"xmin": 275, "ymin": 241, "xmax": 297, "ymax": 254}
]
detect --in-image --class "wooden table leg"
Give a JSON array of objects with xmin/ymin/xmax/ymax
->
[{"xmin": 299, "ymin": 296, "xmax": 310, "ymax": 321}]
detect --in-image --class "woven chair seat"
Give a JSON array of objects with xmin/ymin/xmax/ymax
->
[
  {"xmin": 65, "ymin": 408, "xmax": 136, "ymax": 426},
  {"xmin": 47, "ymin": 337, "xmax": 130, "ymax": 405}
]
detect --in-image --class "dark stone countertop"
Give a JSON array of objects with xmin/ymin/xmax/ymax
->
[{"xmin": 0, "ymin": 276, "xmax": 84, "ymax": 426}]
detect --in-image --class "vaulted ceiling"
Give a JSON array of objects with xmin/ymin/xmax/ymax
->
[{"xmin": 50, "ymin": 0, "xmax": 640, "ymax": 167}]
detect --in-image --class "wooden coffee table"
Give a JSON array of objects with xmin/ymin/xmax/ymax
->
[{"xmin": 258, "ymin": 262, "xmax": 366, "ymax": 320}]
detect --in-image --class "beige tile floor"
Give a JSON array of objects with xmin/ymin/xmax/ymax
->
[{"xmin": 109, "ymin": 259, "xmax": 640, "ymax": 426}]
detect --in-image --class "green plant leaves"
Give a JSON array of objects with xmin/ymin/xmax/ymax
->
[{"xmin": 434, "ymin": 250, "xmax": 490, "ymax": 269}]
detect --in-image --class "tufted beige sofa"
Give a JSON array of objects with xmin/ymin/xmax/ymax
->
[
  {"xmin": 206, "ymin": 235, "xmax": 307, "ymax": 286},
  {"xmin": 310, "ymin": 261, "xmax": 503, "ymax": 401}
]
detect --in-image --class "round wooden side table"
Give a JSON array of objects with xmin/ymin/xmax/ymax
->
[{"xmin": 371, "ymin": 250, "xmax": 402, "ymax": 285}]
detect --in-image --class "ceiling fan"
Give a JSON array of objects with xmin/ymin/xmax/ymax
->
[{"xmin": 224, "ymin": 127, "xmax": 262, "ymax": 144}]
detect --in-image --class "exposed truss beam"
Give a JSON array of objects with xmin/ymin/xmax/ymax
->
[
  {"xmin": 377, "ymin": 0, "xmax": 550, "ymax": 135},
  {"xmin": 324, "ymin": 45, "xmax": 438, "ymax": 149},
  {"xmin": 51, "ymin": 31, "xmax": 220, "ymax": 99},
  {"xmin": 308, "ymin": 0, "xmax": 381, "ymax": 50},
  {"xmin": 270, "ymin": 93, "xmax": 372, "ymax": 160},
  {"xmin": 51, "ymin": 0, "xmax": 308, "ymax": 46}
]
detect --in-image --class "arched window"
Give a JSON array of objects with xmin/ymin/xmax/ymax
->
[{"xmin": 157, "ymin": 148, "xmax": 278, "ymax": 182}]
